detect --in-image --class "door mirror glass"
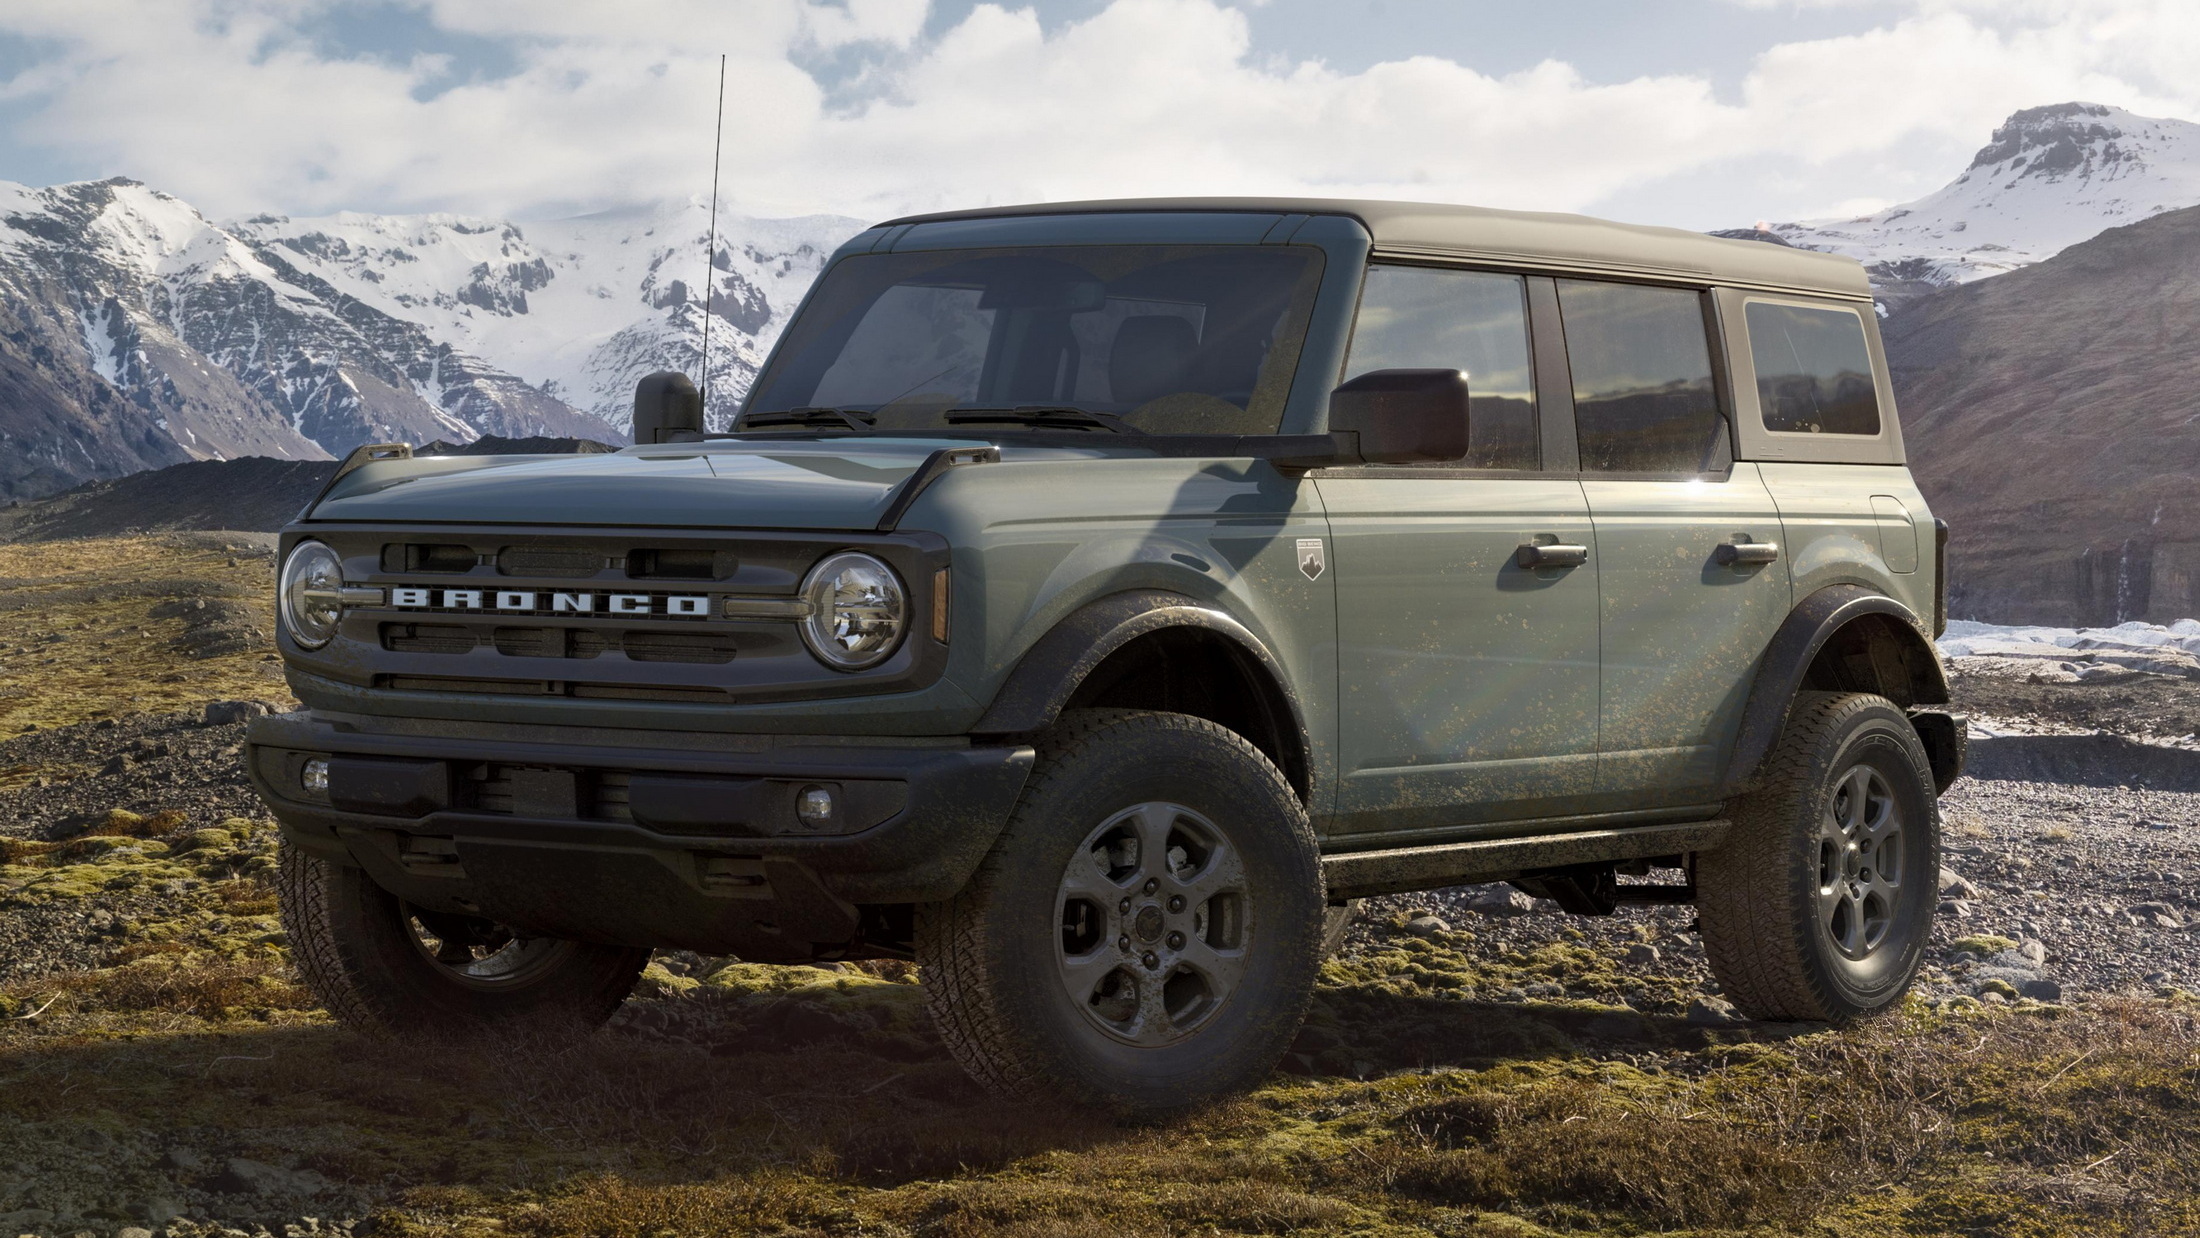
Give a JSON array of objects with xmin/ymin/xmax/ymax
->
[{"xmin": 1327, "ymin": 368, "xmax": 1470, "ymax": 464}]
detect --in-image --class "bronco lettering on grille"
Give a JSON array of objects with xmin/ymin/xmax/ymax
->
[{"xmin": 389, "ymin": 589, "xmax": 713, "ymax": 618}]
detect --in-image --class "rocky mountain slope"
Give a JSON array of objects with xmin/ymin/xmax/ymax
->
[
  {"xmin": 0, "ymin": 178, "xmax": 860, "ymax": 502},
  {"xmin": 1884, "ymin": 200, "xmax": 2200, "ymax": 626},
  {"xmin": 1728, "ymin": 103, "xmax": 2200, "ymax": 309}
]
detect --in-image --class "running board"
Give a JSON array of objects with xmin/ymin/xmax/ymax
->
[{"xmin": 1320, "ymin": 819, "xmax": 1731, "ymax": 900}]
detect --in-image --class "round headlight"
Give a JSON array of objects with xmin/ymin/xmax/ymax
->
[
  {"xmin": 280, "ymin": 540, "xmax": 345, "ymax": 649},
  {"xmin": 800, "ymin": 552, "xmax": 906, "ymax": 670}
]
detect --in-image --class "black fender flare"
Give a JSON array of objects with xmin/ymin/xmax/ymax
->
[
  {"xmin": 973, "ymin": 589, "xmax": 1312, "ymax": 793},
  {"xmin": 1719, "ymin": 584, "xmax": 1954, "ymax": 796}
]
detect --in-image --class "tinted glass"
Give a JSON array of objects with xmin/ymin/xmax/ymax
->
[
  {"xmin": 1344, "ymin": 265, "xmax": 1538, "ymax": 469},
  {"xmin": 1746, "ymin": 302, "xmax": 1881, "ymax": 435},
  {"xmin": 1558, "ymin": 280, "xmax": 1726, "ymax": 473},
  {"xmin": 747, "ymin": 245, "xmax": 1323, "ymax": 435}
]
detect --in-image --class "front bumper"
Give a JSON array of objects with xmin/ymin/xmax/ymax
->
[{"xmin": 247, "ymin": 711, "xmax": 1033, "ymax": 961}]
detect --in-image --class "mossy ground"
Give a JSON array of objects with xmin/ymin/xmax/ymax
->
[
  {"xmin": 3, "ymin": 814, "xmax": 2197, "ymax": 1236},
  {"xmin": 0, "ymin": 535, "xmax": 289, "ymax": 733}
]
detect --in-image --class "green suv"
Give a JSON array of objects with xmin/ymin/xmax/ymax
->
[{"xmin": 251, "ymin": 198, "xmax": 1963, "ymax": 1113}]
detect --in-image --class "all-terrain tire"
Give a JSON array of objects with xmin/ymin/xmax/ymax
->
[
  {"xmin": 916, "ymin": 709, "xmax": 1325, "ymax": 1113},
  {"xmin": 1698, "ymin": 691, "xmax": 1940, "ymax": 1022},
  {"xmin": 278, "ymin": 843, "xmax": 649, "ymax": 1036}
]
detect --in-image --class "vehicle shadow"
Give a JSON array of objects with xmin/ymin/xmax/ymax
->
[{"xmin": 0, "ymin": 972, "xmax": 1814, "ymax": 1227}]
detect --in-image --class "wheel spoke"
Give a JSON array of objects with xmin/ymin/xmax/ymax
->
[
  {"xmin": 1132, "ymin": 802, "xmax": 1180, "ymax": 883},
  {"xmin": 1839, "ymin": 766, "xmax": 1873, "ymax": 836},
  {"xmin": 1176, "ymin": 933, "xmax": 1249, "ymax": 996},
  {"xmin": 1818, "ymin": 880, "xmax": 1849, "ymax": 943},
  {"xmin": 1131, "ymin": 971, "xmax": 1174, "ymax": 1045},
  {"xmin": 1057, "ymin": 945, "xmax": 1120, "ymax": 1005},
  {"xmin": 1175, "ymin": 838, "xmax": 1245, "ymax": 902},
  {"xmin": 1059, "ymin": 845, "xmax": 1124, "ymax": 901}
]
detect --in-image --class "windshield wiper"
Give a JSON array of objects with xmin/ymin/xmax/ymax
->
[
  {"xmin": 943, "ymin": 405, "xmax": 1143, "ymax": 434},
  {"xmin": 732, "ymin": 406, "xmax": 876, "ymax": 433}
]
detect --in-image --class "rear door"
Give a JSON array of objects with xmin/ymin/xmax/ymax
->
[
  {"xmin": 1555, "ymin": 279, "xmax": 1792, "ymax": 805},
  {"xmin": 1315, "ymin": 264, "xmax": 1602, "ymax": 835}
]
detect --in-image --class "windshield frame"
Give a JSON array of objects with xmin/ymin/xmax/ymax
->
[{"xmin": 735, "ymin": 212, "xmax": 1372, "ymax": 441}]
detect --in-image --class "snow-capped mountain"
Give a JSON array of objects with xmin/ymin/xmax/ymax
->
[
  {"xmin": 1730, "ymin": 103, "xmax": 2200, "ymax": 305},
  {"xmin": 0, "ymin": 176, "xmax": 861, "ymax": 502},
  {"xmin": 229, "ymin": 201, "xmax": 858, "ymax": 434}
]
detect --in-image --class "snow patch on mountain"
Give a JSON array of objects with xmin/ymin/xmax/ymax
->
[
  {"xmin": 229, "ymin": 202, "xmax": 863, "ymax": 432},
  {"xmin": 1733, "ymin": 104, "xmax": 2200, "ymax": 301}
]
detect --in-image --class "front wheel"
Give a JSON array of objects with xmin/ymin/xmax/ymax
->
[
  {"xmin": 916, "ymin": 710, "xmax": 1325, "ymax": 1113},
  {"xmin": 278, "ymin": 845, "xmax": 650, "ymax": 1036},
  {"xmin": 1697, "ymin": 691, "xmax": 1940, "ymax": 1022}
]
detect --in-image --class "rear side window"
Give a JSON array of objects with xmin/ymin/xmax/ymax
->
[
  {"xmin": 1344, "ymin": 265, "xmax": 1538, "ymax": 469},
  {"xmin": 1745, "ymin": 302, "xmax": 1882, "ymax": 435},
  {"xmin": 1557, "ymin": 280, "xmax": 1726, "ymax": 474}
]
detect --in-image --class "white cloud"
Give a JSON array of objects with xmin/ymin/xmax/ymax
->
[{"xmin": 1, "ymin": 0, "xmax": 2197, "ymax": 228}]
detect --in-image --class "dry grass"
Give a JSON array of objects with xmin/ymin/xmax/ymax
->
[
  {"xmin": 0, "ymin": 534, "xmax": 289, "ymax": 730},
  {"xmin": 2, "ymin": 946, "xmax": 2196, "ymax": 1236}
]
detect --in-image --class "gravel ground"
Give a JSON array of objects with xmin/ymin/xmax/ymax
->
[{"xmin": 0, "ymin": 709, "xmax": 278, "ymax": 983}]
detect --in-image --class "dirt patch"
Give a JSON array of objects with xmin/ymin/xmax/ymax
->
[{"xmin": 1952, "ymin": 667, "xmax": 2200, "ymax": 742}]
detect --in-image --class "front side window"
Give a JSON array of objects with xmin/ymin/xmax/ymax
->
[
  {"xmin": 747, "ymin": 245, "xmax": 1324, "ymax": 435},
  {"xmin": 1558, "ymin": 280, "xmax": 1726, "ymax": 474},
  {"xmin": 1343, "ymin": 265, "xmax": 1538, "ymax": 470},
  {"xmin": 1746, "ymin": 301, "xmax": 1882, "ymax": 435}
]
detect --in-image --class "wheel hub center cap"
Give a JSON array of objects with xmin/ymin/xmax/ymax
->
[
  {"xmin": 1841, "ymin": 841, "xmax": 1863, "ymax": 880},
  {"xmin": 1134, "ymin": 904, "xmax": 1165, "ymax": 942}
]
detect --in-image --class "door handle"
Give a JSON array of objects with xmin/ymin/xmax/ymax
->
[
  {"xmin": 1515, "ymin": 542, "xmax": 1589, "ymax": 569},
  {"xmin": 1715, "ymin": 540, "xmax": 1781, "ymax": 567}
]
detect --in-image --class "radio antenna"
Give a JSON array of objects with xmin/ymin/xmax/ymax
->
[{"xmin": 699, "ymin": 52, "xmax": 727, "ymax": 420}]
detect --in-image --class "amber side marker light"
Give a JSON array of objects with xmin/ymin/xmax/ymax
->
[{"xmin": 933, "ymin": 568, "xmax": 951, "ymax": 643}]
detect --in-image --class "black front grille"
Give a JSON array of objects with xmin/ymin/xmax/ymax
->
[
  {"xmin": 309, "ymin": 525, "xmax": 949, "ymax": 705},
  {"xmin": 382, "ymin": 623, "xmax": 743, "ymax": 665},
  {"xmin": 498, "ymin": 546, "xmax": 605, "ymax": 577},
  {"xmin": 379, "ymin": 675, "xmax": 731, "ymax": 702},
  {"xmin": 464, "ymin": 763, "xmax": 630, "ymax": 819}
]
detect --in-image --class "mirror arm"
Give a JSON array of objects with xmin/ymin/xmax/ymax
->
[{"xmin": 1249, "ymin": 433, "xmax": 1364, "ymax": 472}]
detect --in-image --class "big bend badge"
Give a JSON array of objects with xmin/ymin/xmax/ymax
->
[{"xmin": 1297, "ymin": 537, "xmax": 1325, "ymax": 581}]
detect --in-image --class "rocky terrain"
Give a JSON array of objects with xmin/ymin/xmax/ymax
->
[{"xmin": 2, "ymin": 538, "xmax": 2199, "ymax": 1235}]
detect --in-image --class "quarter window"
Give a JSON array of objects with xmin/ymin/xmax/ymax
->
[
  {"xmin": 1343, "ymin": 265, "xmax": 1539, "ymax": 470},
  {"xmin": 1557, "ymin": 280, "xmax": 1726, "ymax": 474},
  {"xmin": 1745, "ymin": 302, "xmax": 1882, "ymax": 435}
]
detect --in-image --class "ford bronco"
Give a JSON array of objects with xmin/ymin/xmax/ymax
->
[{"xmin": 250, "ymin": 198, "xmax": 1962, "ymax": 1113}]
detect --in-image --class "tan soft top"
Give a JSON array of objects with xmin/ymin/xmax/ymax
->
[{"xmin": 881, "ymin": 196, "xmax": 1870, "ymax": 300}]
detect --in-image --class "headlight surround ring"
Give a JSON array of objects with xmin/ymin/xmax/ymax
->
[
  {"xmin": 799, "ymin": 551, "xmax": 908, "ymax": 671},
  {"xmin": 280, "ymin": 540, "xmax": 346, "ymax": 649}
]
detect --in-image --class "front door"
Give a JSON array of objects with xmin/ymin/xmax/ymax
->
[
  {"xmin": 1318, "ymin": 264, "xmax": 1601, "ymax": 835},
  {"xmin": 1553, "ymin": 278, "xmax": 1792, "ymax": 803}
]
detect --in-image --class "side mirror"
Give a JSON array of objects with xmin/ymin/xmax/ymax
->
[
  {"xmin": 633, "ymin": 371, "xmax": 704, "ymax": 444},
  {"xmin": 1326, "ymin": 368, "xmax": 1470, "ymax": 464}
]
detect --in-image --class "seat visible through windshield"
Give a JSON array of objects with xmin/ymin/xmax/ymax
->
[{"xmin": 745, "ymin": 245, "xmax": 1325, "ymax": 435}]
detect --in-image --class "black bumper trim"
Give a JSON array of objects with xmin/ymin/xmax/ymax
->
[{"xmin": 248, "ymin": 712, "xmax": 1034, "ymax": 947}]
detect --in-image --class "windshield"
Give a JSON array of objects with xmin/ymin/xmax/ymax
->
[{"xmin": 745, "ymin": 244, "xmax": 1325, "ymax": 435}]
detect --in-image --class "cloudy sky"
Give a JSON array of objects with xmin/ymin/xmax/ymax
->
[{"xmin": 1, "ymin": 0, "xmax": 2195, "ymax": 230}]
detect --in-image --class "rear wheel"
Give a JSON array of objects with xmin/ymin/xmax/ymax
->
[
  {"xmin": 278, "ymin": 844, "xmax": 649, "ymax": 1036},
  {"xmin": 916, "ymin": 710, "xmax": 1324, "ymax": 1113},
  {"xmin": 1698, "ymin": 691, "xmax": 1939, "ymax": 1022}
]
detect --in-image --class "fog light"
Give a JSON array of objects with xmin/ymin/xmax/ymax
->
[
  {"xmin": 301, "ymin": 759, "xmax": 330, "ymax": 798},
  {"xmin": 796, "ymin": 784, "xmax": 837, "ymax": 828}
]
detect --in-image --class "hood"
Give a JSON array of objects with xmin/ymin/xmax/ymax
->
[{"xmin": 305, "ymin": 439, "xmax": 974, "ymax": 530}]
